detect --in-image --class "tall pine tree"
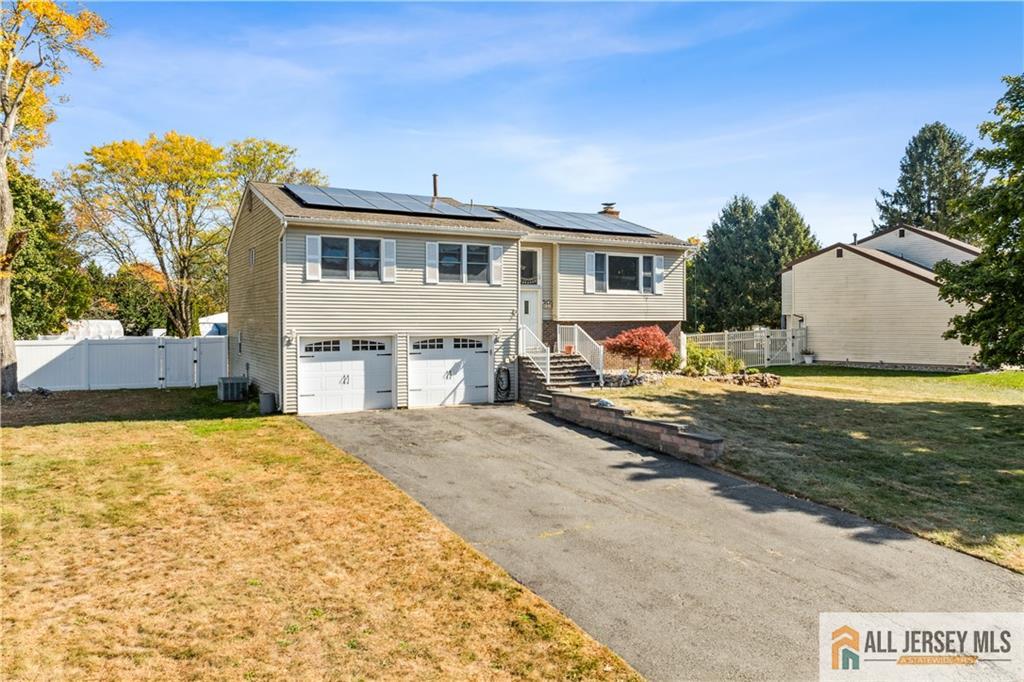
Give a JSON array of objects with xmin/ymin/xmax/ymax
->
[
  {"xmin": 692, "ymin": 194, "xmax": 819, "ymax": 331},
  {"xmin": 874, "ymin": 122, "xmax": 981, "ymax": 236},
  {"xmin": 757, "ymin": 193, "xmax": 819, "ymax": 325},
  {"xmin": 692, "ymin": 196, "xmax": 760, "ymax": 331}
]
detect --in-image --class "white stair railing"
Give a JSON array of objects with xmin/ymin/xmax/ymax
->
[
  {"xmin": 519, "ymin": 325, "xmax": 550, "ymax": 382},
  {"xmin": 556, "ymin": 324, "xmax": 604, "ymax": 387}
]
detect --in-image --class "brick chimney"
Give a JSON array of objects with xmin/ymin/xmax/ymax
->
[{"xmin": 600, "ymin": 202, "xmax": 620, "ymax": 218}]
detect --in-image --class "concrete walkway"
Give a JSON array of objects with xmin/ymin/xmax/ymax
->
[{"xmin": 304, "ymin": 405, "xmax": 1023, "ymax": 681}]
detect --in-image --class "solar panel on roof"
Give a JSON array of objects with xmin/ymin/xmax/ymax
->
[
  {"xmin": 496, "ymin": 206, "xmax": 658, "ymax": 237},
  {"xmin": 282, "ymin": 183, "xmax": 498, "ymax": 221}
]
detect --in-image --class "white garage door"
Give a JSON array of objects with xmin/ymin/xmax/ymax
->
[
  {"xmin": 408, "ymin": 336, "xmax": 490, "ymax": 408},
  {"xmin": 298, "ymin": 337, "xmax": 393, "ymax": 414}
]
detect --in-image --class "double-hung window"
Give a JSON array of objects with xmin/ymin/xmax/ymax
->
[
  {"xmin": 353, "ymin": 238, "xmax": 381, "ymax": 280},
  {"xmin": 438, "ymin": 243, "xmax": 463, "ymax": 282},
  {"xmin": 642, "ymin": 255, "xmax": 654, "ymax": 293},
  {"xmin": 466, "ymin": 245, "xmax": 490, "ymax": 283},
  {"xmin": 321, "ymin": 237, "xmax": 349, "ymax": 278},
  {"xmin": 594, "ymin": 253, "xmax": 608, "ymax": 293}
]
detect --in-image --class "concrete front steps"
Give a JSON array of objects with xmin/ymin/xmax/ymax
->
[{"xmin": 519, "ymin": 353, "xmax": 601, "ymax": 411}]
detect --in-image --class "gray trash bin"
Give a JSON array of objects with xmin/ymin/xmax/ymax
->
[{"xmin": 259, "ymin": 392, "xmax": 277, "ymax": 415}]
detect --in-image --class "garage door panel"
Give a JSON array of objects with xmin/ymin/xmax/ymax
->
[
  {"xmin": 408, "ymin": 336, "xmax": 490, "ymax": 408},
  {"xmin": 298, "ymin": 337, "xmax": 393, "ymax": 415}
]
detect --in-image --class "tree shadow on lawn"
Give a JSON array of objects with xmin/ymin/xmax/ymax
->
[
  {"xmin": 547, "ymin": 387, "xmax": 1024, "ymax": 563},
  {"xmin": 1, "ymin": 387, "xmax": 260, "ymax": 428}
]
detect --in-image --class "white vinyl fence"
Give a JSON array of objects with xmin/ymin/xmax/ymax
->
[
  {"xmin": 15, "ymin": 336, "xmax": 228, "ymax": 392},
  {"xmin": 687, "ymin": 328, "xmax": 807, "ymax": 368}
]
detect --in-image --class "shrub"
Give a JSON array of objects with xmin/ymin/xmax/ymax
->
[
  {"xmin": 651, "ymin": 352, "xmax": 682, "ymax": 373},
  {"xmin": 685, "ymin": 342, "xmax": 745, "ymax": 375},
  {"xmin": 604, "ymin": 325, "xmax": 675, "ymax": 376}
]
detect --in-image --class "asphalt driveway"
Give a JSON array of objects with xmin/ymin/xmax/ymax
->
[{"xmin": 304, "ymin": 405, "xmax": 1023, "ymax": 681}]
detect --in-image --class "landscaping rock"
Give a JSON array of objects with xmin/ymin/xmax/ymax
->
[
  {"xmin": 602, "ymin": 371, "xmax": 669, "ymax": 387},
  {"xmin": 702, "ymin": 372, "xmax": 782, "ymax": 388}
]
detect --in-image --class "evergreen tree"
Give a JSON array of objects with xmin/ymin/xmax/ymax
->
[
  {"xmin": 874, "ymin": 122, "xmax": 982, "ymax": 236},
  {"xmin": 935, "ymin": 75, "xmax": 1024, "ymax": 367},
  {"xmin": 9, "ymin": 167, "xmax": 90, "ymax": 339},
  {"xmin": 692, "ymin": 196, "xmax": 760, "ymax": 331},
  {"xmin": 757, "ymin": 193, "xmax": 820, "ymax": 325}
]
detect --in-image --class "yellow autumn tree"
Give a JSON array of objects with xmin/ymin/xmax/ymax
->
[
  {"xmin": 61, "ymin": 132, "xmax": 230, "ymax": 338},
  {"xmin": 0, "ymin": 1, "xmax": 106, "ymax": 392}
]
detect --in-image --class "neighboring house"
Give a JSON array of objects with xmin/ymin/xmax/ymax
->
[
  {"xmin": 781, "ymin": 225, "xmax": 980, "ymax": 368},
  {"xmin": 199, "ymin": 312, "xmax": 228, "ymax": 336},
  {"xmin": 228, "ymin": 182, "xmax": 690, "ymax": 414}
]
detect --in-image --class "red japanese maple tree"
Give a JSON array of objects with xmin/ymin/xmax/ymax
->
[{"xmin": 604, "ymin": 325, "xmax": 675, "ymax": 376}]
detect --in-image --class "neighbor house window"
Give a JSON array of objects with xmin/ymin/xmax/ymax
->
[
  {"xmin": 438, "ymin": 243, "xmax": 463, "ymax": 282},
  {"xmin": 642, "ymin": 256, "xmax": 654, "ymax": 293},
  {"xmin": 521, "ymin": 251, "xmax": 539, "ymax": 286},
  {"xmin": 594, "ymin": 253, "xmax": 607, "ymax": 293},
  {"xmin": 353, "ymin": 238, "xmax": 381, "ymax": 280},
  {"xmin": 836, "ymin": 248, "xmax": 844, "ymax": 258},
  {"xmin": 898, "ymin": 228, "xmax": 906, "ymax": 238},
  {"xmin": 321, "ymin": 236, "xmax": 349, "ymax": 277},
  {"xmin": 466, "ymin": 245, "xmax": 489, "ymax": 283},
  {"xmin": 608, "ymin": 255, "xmax": 639, "ymax": 291}
]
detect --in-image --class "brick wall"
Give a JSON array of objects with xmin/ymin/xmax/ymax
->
[{"xmin": 549, "ymin": 392, "xmax": 723, "ymax": 465}]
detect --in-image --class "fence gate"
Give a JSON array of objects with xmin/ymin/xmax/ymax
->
[{"xmin": 687, "ymin": 328, "xmax": 807, "ymax": 368}]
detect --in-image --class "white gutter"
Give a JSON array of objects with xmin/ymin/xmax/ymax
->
[
  {"xmin": 281, "ymin": 214, "xmax": 528, "ymax": 239},
  {"xmin": 521, "ymin": 234, "xmax": 693, "ymax": 252}
]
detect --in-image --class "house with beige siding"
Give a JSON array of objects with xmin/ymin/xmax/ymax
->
[
  {"xmin": 781, "ymin": 225, "xmax": 980, "ymax": 368},
  {"xmin": 228, "ymin": 182, "xmax": 690, "ymax": 414}
]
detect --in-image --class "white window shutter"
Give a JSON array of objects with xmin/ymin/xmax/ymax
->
[
  {"xmin": 584, "ymin": 252, "xmax": 596, "ymax": 294},
  {"xmin": 425, "ymin": 242, "xmax": 439, "ymax": 284},
  {"xmin": 489, "ymin": 245, "xmax": 503, "ymax": 286},
  {"xmin": 382, "ymin": 239, "xmax": 397, "ymax": 282},
  {"xmin": 305, "ymin": 235, "xmax": 321, "ymax": 281},
  {"xmin": 653, "ymin": 255, "xmax": 665, "ymax": 295},
  {"xmin": 348, "ymin": 237, "xmax": 355, "ymax": 280}
]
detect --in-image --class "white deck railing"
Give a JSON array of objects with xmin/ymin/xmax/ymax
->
[
  {"xmin": 556, "ymin": 324, "xmax": 605, "ymax": 386},
  {"xmin": 688, "ymin": 328, "xmax": 807, "ymax": 367},
  {"xmin": 519, "ymin": 325, "xmax": 550, "ymax": 382}
]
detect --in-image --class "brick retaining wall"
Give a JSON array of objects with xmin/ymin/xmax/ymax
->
[{"xmin": 549, "ymin": 392, "xmax": 723, "ymax": 465}]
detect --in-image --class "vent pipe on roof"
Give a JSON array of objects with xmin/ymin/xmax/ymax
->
[
  {"xmin": 432, "ymin": 173, "xmax": 439, "ymax": 198},
  {"xmin": 600, "ymin": 202, "xmax": 620, "ymax": 218},
  {"xmin": 852, "ymin": 232, "xmax": 858, "ymax": 245}
]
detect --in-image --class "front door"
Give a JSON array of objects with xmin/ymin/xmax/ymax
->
[{"xmin": 521, "ymin": 290, "xmax": 542, "ymax": 346}]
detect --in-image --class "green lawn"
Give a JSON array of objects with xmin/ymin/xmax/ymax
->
[
  {"xmin": 2, "ymin": 389, "xmax": 637, "ymax": 680},
  {"xmin": 589, "ymin": 367, "xmax": 1024, "ymax": 572}
]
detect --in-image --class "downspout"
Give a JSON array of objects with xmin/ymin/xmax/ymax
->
[
  {"xmin": 551, "ymin": 243, "xmax": 560, "ymax": 323},
  {"xmin": 277, "ymin": 219, "xmax": 287, "ymax": 411}
]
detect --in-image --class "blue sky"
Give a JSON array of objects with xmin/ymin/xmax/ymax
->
[{"xmin": 37, "ymin": 2, "xmax": 1023, "ymax": 243}]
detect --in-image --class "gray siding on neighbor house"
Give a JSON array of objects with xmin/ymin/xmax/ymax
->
[
  {"xmin": 227, "ymin": 191, "xmax": 281, "ymax": 402},
  {"xmin": 556, "ymin": 245, "xmax": 686, "ymax": 321},
  {"xmin": 281, "ymin": 226, "xmax": 520, "ymax": 413},
  {"xmin": 858, "ymin": 231, "xmax": 974, "ymax": 269}
]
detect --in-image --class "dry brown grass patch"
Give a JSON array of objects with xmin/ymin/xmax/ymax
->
[{"xmin": 2, "ymin": 389, "xmax": 639, "ymax": 680}]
